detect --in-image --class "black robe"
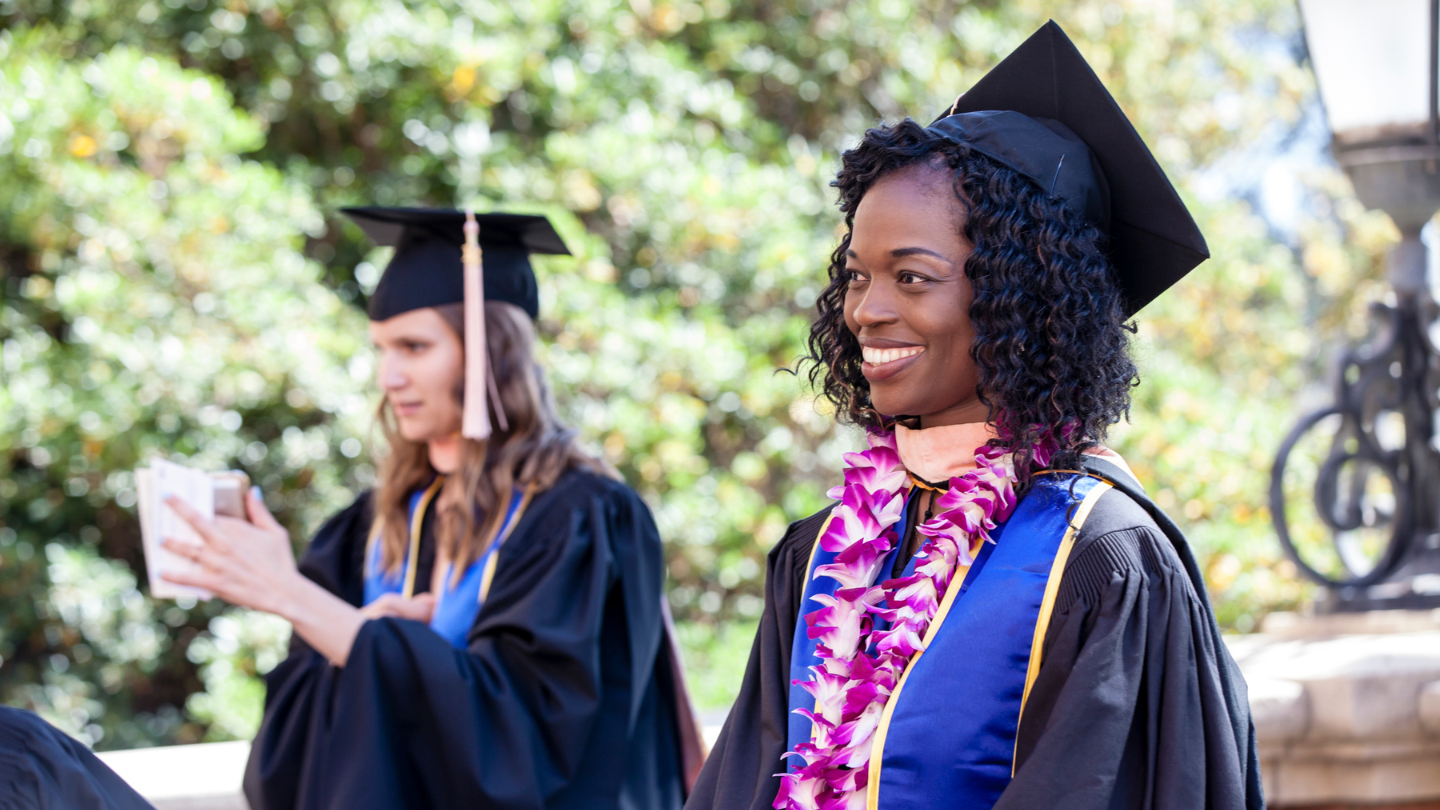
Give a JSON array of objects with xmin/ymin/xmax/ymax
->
[
  {"xmin": 0, "ymin": 706, "xmax": 152, "ymax": 810},
  {"xmin": 244, "ymin": 468, "xmax": 686, "ymax": 810},
  {"xmin": 686, "ymin": 458, "xmax": 1264, "ymax": 810}
]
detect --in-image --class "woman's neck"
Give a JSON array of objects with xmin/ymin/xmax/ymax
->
[
  {"xmin": 894, "ymin": 421, "xmax": 997, "ymax": 484},
  {"xmin": 916, "ymin": 398, "xmax": 989, "ymax": 429},
  {"xmin": 427, "ymin": 433, "xmax": 463, "ymax": 474}
]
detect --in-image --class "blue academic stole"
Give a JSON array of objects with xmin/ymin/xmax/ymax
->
[
  {"xmin": 363, "ymin": 480, "xmax": 531, "ymax": 649},
  {"xmin": 785, "ymin": 473, "xmax": 1112, "ymax": 809}
]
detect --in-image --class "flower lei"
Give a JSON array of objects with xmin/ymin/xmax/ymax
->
[{"xmin": 773, "ymin": 429, "xmax": 1035, "ymax": 810}]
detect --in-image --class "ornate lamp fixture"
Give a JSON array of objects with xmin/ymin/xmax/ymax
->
[{"xmin": 1271, "ymin": 0, "xmax": 1440, "ymax": 610}]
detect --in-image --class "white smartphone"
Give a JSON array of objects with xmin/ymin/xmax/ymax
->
[{"xmin": 136, "ymin": 464, "xmax": 251, "ymax": 600}]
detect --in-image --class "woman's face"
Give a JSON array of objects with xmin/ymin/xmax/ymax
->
[
  {"xmin": 369, "ymin": 307, "xmax": 465, "ymax": 443},
  {"xmin": 843, "ymin": 164, "xmax": 987, "ymax": 427}
]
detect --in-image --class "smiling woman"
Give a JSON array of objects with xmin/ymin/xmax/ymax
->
[
  {"xmin": 813, "ymin": 129, "xmax": 1137, "ymax": 479},
  {"xmin": 687, "ymin": 22, "xmax": 1262, "ymax": 810},
  {"xmin": 839, "ymin": 164, "xmax": 983, "ymax": 424}
]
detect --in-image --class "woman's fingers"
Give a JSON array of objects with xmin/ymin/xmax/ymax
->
[
  {"xmin": 246, "ymin": 486, "xmax": 284, "ymax": 532},
  {"xmin": 162, "ymin": 537, "xmax": 219, "ymax": 570},
  {"xmin": 358, "ymin": 593, "xmax": 436, "ymax": 622},
  {"xmin": 160, "ymin": 567, "xmax": 220, "ymax": 593},
  {"xmin": 151, "ymin": 498, "xmax": 298, "ymax": 615},
  {"xmin": 163, "ymin": 495, "xmax": 227, "ymax": 549},
  {"xmin": 161, "ymin": 537, "xmax": 199, "ymax": 561},
  {"xmin": 400, "ymin": 593, "xmax": 436, "ymax": 622},
  {"xmin": 359, "ymin": 594, "xmax": 402, "ymax": 620}
]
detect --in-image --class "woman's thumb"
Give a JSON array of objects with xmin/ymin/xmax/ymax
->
[{"xmin": 247, "ymin": 486, "xmax": 284, "ymax": 530}]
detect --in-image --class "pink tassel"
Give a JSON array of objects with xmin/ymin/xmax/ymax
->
[{"xmin": 461, "ymin": 209, "xmax": 492, "ymax": 440}]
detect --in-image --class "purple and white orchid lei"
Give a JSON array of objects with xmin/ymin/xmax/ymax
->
[{"xmin": 773, "ymin": 429, "xmax": 1040, "ymax": 810}]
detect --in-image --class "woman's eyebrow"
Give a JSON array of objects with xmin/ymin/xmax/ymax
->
[
  {"xmin": 890, "ymin": 246, "xmax": 952, "ymax": 263},
  {"xmin": 844, "ymin": 246, "xmax": 952, "ymax": 262}
]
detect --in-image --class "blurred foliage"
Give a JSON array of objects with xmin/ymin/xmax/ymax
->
[
  {"xmin": 0, "ymin": 31, "xmax": 372, "ymax": 745},
  {"xmin": 0, "ymin": 0, "xmax": 1398, "ymax": 741}
]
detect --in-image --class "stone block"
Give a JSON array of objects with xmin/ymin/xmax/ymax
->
[
  {"xmin": 1248, "ymin": 676, "xmax": 1309, "ymax": 745},
  {"xmin": 1421, "ymin": 680, "xmax": 1440, "ymax": 735},
  {"xmin": 1229, "ymin": 618, "xmax": 1440, "ymax": 808},
  {"xmin": 95, "ymin": 740, "xmax": 249, "ymax": 810}
]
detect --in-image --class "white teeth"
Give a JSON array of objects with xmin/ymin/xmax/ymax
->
[{"xmin": 861, "ymin": 346, "xmax": 923, "ymax": 365}]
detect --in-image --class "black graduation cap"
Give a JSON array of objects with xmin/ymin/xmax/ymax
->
[
  {"xmin": 342, "ymin": 207, "xmax": 571, "ymax": 321},
  {"xmin": 928, "ymin": 20, "xmax": 1208, "ymax": 316}
]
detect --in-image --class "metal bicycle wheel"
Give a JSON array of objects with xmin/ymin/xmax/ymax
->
[{"xmin": 1269, "ymin": 406, "xmax": 1412, "ymax": 588}]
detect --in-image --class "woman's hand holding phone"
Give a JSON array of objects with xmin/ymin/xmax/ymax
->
[
  {"xmin": 160, "ymin": 487, "xmax": 301, "ymax": 616},
  {"xmin": 160, "ymin": 488, "xmax": 424, "ymax": 667}
]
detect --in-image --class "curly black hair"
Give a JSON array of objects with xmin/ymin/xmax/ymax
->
[{"xmin": 804, "ymin": 118, "xmax": 1138, "ymax": 481}]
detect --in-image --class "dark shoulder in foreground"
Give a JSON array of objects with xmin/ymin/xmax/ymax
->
[{"xmin": 0, "ymin": 707, "xmax": 151, "ymax": 810}]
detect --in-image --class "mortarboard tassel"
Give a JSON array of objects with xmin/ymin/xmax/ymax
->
[{"xmin": 461, "ymin": 209, "xmax": 494, "ymax": 440}]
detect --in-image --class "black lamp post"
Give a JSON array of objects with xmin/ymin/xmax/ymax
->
[{"xmin": 1271, "ymin": 0, "xmax": 1440, "ymax": 611}]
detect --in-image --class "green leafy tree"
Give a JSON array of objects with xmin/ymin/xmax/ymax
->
[{"xmin": 0, "ymin": 30, "xmax": 370, "ymax": 745}]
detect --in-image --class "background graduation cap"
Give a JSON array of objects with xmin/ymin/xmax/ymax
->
[
  {"xmin": 343, "ymin": 206, "xmax": 571, "ymax": 439},
  {"xmin": 342, "ymin": 206, "xmax": 570, "ymax": 322},
  {"xmin": 927, "ymin": 20, "xmax": 1208, "ymax": 316}
]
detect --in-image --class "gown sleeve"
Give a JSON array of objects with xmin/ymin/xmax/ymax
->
[
  {"xmin": 0, "ymin": 706, "xmax": 153, "ymax": 810},
  {"xmin": 245, "ymin": 471, "xmax": 679, "ymax": 810},
  {"xmin": 684, "ymin": 507, "xmax": 832, "ymax": 810},
  {"xmin": 997, "ymin": 488, "xmax": 1259, "ymax": 810},
  {"xmin": 243, "ymin": 492, "xmax": 371, "ymax": 810}
]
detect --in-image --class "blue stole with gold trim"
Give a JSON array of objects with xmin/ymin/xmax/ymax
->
[
  {"xmin": 363, "ymin": 485, "xmax": 527, "ymax": 649},
  {"xmin": 785, "ymin": 473, "xmax": 1108, "ymax": 809}
]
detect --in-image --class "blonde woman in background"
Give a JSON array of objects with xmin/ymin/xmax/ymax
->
[{"xmin": 164, "ymin": 209, "xmax": 693, "ymax": 810}]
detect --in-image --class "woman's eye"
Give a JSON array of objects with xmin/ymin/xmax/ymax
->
[
  {"xmin": 898, "ymin": 271, "xmax": 928, "ymax": 284},
  {"xmin": 845, "ymin": 269, "xmax": 866, "ymax": 285}
]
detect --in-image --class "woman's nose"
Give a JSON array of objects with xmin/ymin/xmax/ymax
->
[
  {"xmin": 851, "ymin": 281, "xmax": 898, "ymax": 328},
  {"xmin": 377, "ymin": 357, "xmax": 408, "ymax": 391}
]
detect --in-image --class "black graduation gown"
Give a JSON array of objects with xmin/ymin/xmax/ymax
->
[
  {"xmin": 244, "ymin": 468, "xmax": 686, "ymax": 810},
  {"xmin": 686, "ymin": 458, "xmax": 1264, "ymax": 810},
  {"xmin": 0, "ymin": 706, "xmax": 152, "ymax": 810}
]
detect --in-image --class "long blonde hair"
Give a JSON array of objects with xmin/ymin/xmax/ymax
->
[{"xmin": 372, "ymin": 301, "xmax": 613, "ymax": 578}]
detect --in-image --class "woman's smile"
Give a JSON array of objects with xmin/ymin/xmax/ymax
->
[{"xmin": 860, "ymin": 344, "xmax": 926, "ymax": 381}]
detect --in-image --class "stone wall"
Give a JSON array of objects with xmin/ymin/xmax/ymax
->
[
  {"xmin": 96, "ymin": 740, "xmax": 249, "ymax": 810},
  {"xmin": 1232, "ymin": 610, "xmax": 1440, "ymax": 809}
]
